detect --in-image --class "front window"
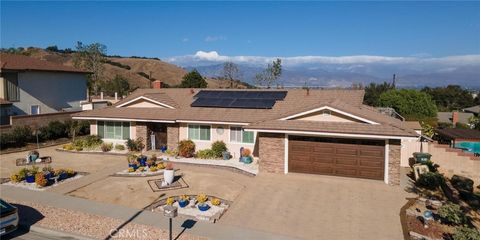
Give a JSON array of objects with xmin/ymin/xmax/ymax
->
[
  {"xmin": 30, "ymin": 105, "xmax": 40, "ymax": 115},
  {"xmin": 2, "ymin": 72, "xmax": 20, "ymax": 102},
  {"xmin": 188, "ymin": 125, "xmax": 211, "ymax": 141},
  {"xmin": 230, "ymin": 127, "xmax": 254, "ymax": 143},
  {"xmin": 97, "ymin": 121, "xmax": 130, "ymax": 140}
]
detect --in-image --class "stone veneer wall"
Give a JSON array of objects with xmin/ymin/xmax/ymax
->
[
  {"xmin": 388, "ymin": 140, "xmax": 401, "ymax": 185},
  {"xmin": 166, "ymin": 123, "xmax": 179, "ymax": 151},
  {"xmin": 135, "ymin": 122, "xmax": 148, "ymax": 151},
  {"xmin": 258, "ymin": 133, "xmax": 285, "ymax": 173}
]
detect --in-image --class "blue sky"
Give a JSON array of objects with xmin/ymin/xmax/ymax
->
[{"xmin": 1, "ymin": 1, "xmax": 479, "ymax": 59}]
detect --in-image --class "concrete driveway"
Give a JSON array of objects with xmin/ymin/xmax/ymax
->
[{"xmin": 221, "ymin": 172, "xmax": 414, "ymax": 240}]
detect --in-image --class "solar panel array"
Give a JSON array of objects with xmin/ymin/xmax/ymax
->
[{"xmin": 191, "ymin": 90, "xmax": 287, "ymax": 109}]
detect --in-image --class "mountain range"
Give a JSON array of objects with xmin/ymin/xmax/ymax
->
[{"xmin": 170, "ymin": 51, "xmax": 480, "ymax": 89}]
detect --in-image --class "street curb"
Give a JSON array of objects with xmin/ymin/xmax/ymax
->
[{"xmin": 19, "ymin": 224, "xmax": 94, "ymax": 240}]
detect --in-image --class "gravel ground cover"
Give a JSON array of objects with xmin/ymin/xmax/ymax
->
[
  {"xmin": 2, "ymin": 174, "xmax": 85, "ymax": 191},
  {"xmin": 5, "ymin": 199, "xmax": 206, "ymax": 240}
]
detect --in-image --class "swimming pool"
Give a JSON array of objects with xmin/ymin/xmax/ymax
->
[{"xmin": 455, "ymin": 141, "xmax": 480, "ymax": 154}]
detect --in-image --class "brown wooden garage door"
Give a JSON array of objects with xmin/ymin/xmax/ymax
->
[{"xmin": 288, "ymin": 136, "xmax": 385, "ymax": 180}]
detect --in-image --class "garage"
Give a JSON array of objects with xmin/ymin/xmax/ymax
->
[{"xmin": 288, "ymin": 136, "xmax": 385, "ymax": 180}]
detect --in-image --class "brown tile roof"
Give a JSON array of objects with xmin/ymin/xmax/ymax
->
[
  {"xmin": 436, "ymin": 128, "xmax": 480, "ymax": 140},
  {"xmin": 0, "ymin": 53, "xmax": 89, "ymax": 73},
  {"xmin": 404, "ymin": 121, "xmax": 422, "ymax": 130},
  {"xmin": 245, "ymin": 120, "xmax": 418, "ymax": 137},
  {"xmin": 74, "ymin": 88, "xmax": 417, "ymax": 137}
]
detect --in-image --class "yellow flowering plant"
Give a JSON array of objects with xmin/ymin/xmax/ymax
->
[
  {"xmin": 211, "ymin": 198, "xmax": 221, "ymax": 206},
  {"xmin": 196, "ymin": 194, "xmax": 208, "ymax": 204},
  {"xmin": 166, "ymin": 197, "xmax": 175, "ymax": 205},
  {"xmin": 179, "ymin": 194, "xmax": 190, "ymax": 201}
]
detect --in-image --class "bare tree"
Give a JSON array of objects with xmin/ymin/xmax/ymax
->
[
  {"xmin": 255, "ymin": 58, "xmax": 282, "ymax": 88},
  {"xmin": 73, "ymin": 41, "xmax": 107, "ymax": 95},
  {"xmin": 222, "ymin": 61, "xmax": 241, "ymax": 88}
]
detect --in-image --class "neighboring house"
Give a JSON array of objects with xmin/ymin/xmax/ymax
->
[
  {"xmin": 404, "ymin": 121, "xmax": 422, "ymax": 135},
  {"xmin": 463, "ymin": 105, "xmax": 480, "ymax": 116},
  {"xmin": 437, "ymin": 111, "xmax": 474, "ymax": 126},
  {"xmin": 73, "ymin": 87, "xmax": 419, "ymax": 185},
  {"xmin": 0, "ymin": 53, "xmax": 88, "ymax": 124}
]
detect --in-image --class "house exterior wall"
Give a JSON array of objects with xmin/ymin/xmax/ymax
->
[
  {"xmin": 400, "ymin": 138, "xmax": 426, "ymax": 167},
  {"xmin": 388, "ymin": 140, "xmax": 401, "ymax": 186},
  {"xmin": 135, "ymin": 122, "xmax": 148, "ymax": 151},
  {"xmin": 258, "ymin": 133, "xmax": 285, "ymax": 173},
  {"xmin": 11, "ymin": 71, "xmax": 87, "ymax": 116},
  {"xmin": 178, "ymin": 123, "xmax": 256, "ymax": 158}
]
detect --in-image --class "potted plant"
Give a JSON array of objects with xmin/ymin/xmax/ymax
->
[
  {"xmin": 127, "ymin": 154, "xmax": 138, "ymax": 170},
  {"xmin": 178, "ymin": 194, "xmax": 190, "ymax": 208},
  {"xmin": 166, "ymin": 197, "xmax": 175, "ymax": 206},
  {"xmin": 138, "ymin": 155, "xmax": 148, "ymax": 167},
  {"xmin": 240, "ymin": 148, "xmax": 253, "ymax": 164},
  {"xmin": 196, "ymin": 194, "xmax": 210, "ymax": 211},
  {"xmin": 211, "ymin": 198, "xmax": 221, "ymax": 206},
  {"xmin": 160, "ymin": 145, "xmax": 167, "ymax": 153},
  {"xmin": 222, "ymin": 151, "xmax": 231, "ymax": 160},
  {"xmin": 35, "ymin": 173, "xmax": 47, "ymax": 187},
  {"xmin": 163, "ymin": 163, "xmax": 174, "ymax": 185},
  {"xmin": 28, "ymin": 150, "xmax": 40, "ymax": 162},
  {"xmin": 56, "ymin": 169, "xmax": 68, "ymax": 180},
  {"xmin": 25, "ymin": 172, "xmax": 35, "ymax": 183},
  {"xmin": 42, "ymin": 166, "xmax": 54, "ymax": 180}
]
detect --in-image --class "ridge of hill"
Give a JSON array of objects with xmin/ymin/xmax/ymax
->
[{"xmin": 7, "ymin": 48, "xmax": 243, "ymax": 89}]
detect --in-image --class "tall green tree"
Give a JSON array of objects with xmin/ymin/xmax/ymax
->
[
  {"xmin": 363, "ymin": 82, "xmax": 395, "ymax": 106},
  {"xmin": 179, "ymin": 69, "xmax": 208, "ymax": 88},
  {"xmin": 255, "ymin": 58, "xmax": 282, "ymax": 88},
  {"xmin": 421, "ymin": 85, "xmax": 475, "ymax": 111},
  {"xmin": 73, "ymin": 41, "xmax": 107, "ymax": 95},
  {"xmin": 100, "ymin": 75, "xmax": 130, "ymax": 97},
  {"xmin": 379, "ymin": 89, "xmax": 437, "ymax": 120}
]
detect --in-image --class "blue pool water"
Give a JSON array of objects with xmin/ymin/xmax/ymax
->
[{"xmin": 455, "ymin": 141, "xmax": 480, "ymax": 154}]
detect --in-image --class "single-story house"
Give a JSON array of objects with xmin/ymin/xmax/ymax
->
[
  {"xmin": 437, "ymin": 111, "xmax": 474, "ymax": 126},
  {"xmin": 463, "ymin": 105, "xmax": 480, "ymax": 116},
  {"xmin": 73, "ymin": 85, "xmax": 419, "ymax": 185},
  {"xmin": 0, "ymin": 53, "xmax": 88, "ymax": 124}
]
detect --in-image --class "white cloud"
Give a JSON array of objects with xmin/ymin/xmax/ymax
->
[
  {"xmin": 204, "ymin": 35, "xmax": 226, "ymax": 42},
  {"xmin": 181, "ymin": 38, "xmax": 189, "ymax": 42},
  {"xmin": 167, "ymin": 51, "xmax": 480, "ymax": 68}
]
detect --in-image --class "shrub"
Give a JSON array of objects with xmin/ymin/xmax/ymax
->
[
  {"xmin": 83, "ymin": 135, "xmax": 103, "ymax": 148},
  {"xmin": 45, "ymin": 121, "xmax": 67, "ymax": 139},
  {"xmin": 452, "ymin": 226, "xmax": 480, "ymax": 240},
  {"xmin": 416, "ymin": 172, "xmax": 445, "ymax": 190},
  {"xmin": 10, "ymin": 174, "xmax": 21, "ymax": 183},
  {"xmin": 126, "ymin": 138, "xmax": 145, "ymax": 152},
  {"xmin": 178, "ymin": 140, "xmax": 195, "ymax": 158},
  {"xmin": 35, "ymin": 173, "xmax": 47, "ymax": 187},
  {"xmin": 451, "ymin": 175, "xmax": 474, "ymax": 193},
  {"xmin": 75, "ymin": 146, "xmax": 83, "ymax": 151},
  {"xmin": 211, "ymin": 141, "xmax": 227, "ymax": 158},
  {"xmin": 114, "ymin": 144, "xmax": 125, "ymax": 151},
  {"xmin": 211, "ymin": 198, "xmax": 221, "ymax": 206},
  {"xmin": 423, "ymin": 160, "xmax": 440, "ymax": 172},
  {"xmin": 166, "ymin": 197, "xmax": 175, "ymax": 205},
  {"xmin": 438, "ymin": 203, "xmax": 466, "ymax": 225},
  {"xmin": 101, "ymin": 142, "xmax": 113, "ymax": 152},
  {"xmin": 63, "ymin": 143, "xmax": 74, "ymax": 151},
  {"xmin": 196, "ymin": 149, "xmax": 217, "ymax": 159},
  {"xmin": 1, "ymin": 126, "xmax": 34, "ymax": 148},
  {"xmin": 241, "ymin": 148, "xmax": 252, "ymax": 157}
]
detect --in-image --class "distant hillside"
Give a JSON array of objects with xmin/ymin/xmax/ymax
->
[{"xmin": 4, "ymin": 48, "xmax": 243, "ymax": 89}]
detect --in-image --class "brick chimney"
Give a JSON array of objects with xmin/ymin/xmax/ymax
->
[
  {"xmin": 152, "ymin": 80, "xmax": 162, "ymax": 89},
  {"xmin": 452, "ymin": 111, "xmax": 459, "ymax": 126}
]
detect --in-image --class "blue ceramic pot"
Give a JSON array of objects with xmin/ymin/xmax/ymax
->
[
  {"xmin": 161, "ymin": 146, "xmax": 167, "ymax": 153},
  {"xmin": 25, "ymin": 175, "xmax": 35, "ymax": 183},
  {"xmin": 197, "ymin": 203, "xmax": 210, "ymax": 211},
  {"xmin": 59, "ymin": 173, "xmax": 68, "ymax": 180},
  {"xmin": 138, "ymin": 156, "xmax": 147, "ymax": 167},
  {"xmin": 128, "ymin": 163, "xmax": 138, "ymax": 170},
  {"xmin": 240, "ymin": 156, "xmax": 253, "ymax": 164},
  {"xmin": 178, "ymin": 200, "xmax": 189, "ymax": 208},
  {"xmin": 44, "ymin": 172, "xmax": 52, "ymax": 180},
  {"xmin": 222, "ymin": 151, "xmax": 231, "ymax": 160}
]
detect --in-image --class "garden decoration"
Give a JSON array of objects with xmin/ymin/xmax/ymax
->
[
  {"xmin": 27, "ymin": 150, "xmax": 40, "ymax": 162},
  {"xmin": 222, "ymin": 151, "xmax": 231, "ymax": 160},
  {"xmin": 413, "ymin": 164, "xmax": 429, "ymax": 181},
  {"xmin": 196, "ymin": 194, "xmax": 210, "ymax": 211},
  {"xmin": 240, "ymin": 148, "xmax": 253, "ymax": 164},
  {"xmin": 127, "ymin": 154, "xmax": 138, "ymax": 170},
  {"xmin": 163, "ymin": 163, "xmax": 174, "ymax": 185},
  {"xmin": 423, "ymin": 210, "xmax": 433, "ymax": 228},
  {"xmin": 138, "ymin": 155, "xmax": 148, "ymax": 167},
  {"xmin": 163, "ymin": 205, "xmax": 178, "ymax": 240}
]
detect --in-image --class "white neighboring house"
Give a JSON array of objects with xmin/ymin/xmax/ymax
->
[{"xmin": 0, "ymin": 53, "xmax": 88, "ymax": 125}]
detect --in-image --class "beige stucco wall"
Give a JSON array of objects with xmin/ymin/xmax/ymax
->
[
  {"xmin": 0, "ymin": 77, "xmax": 5, "ymax": 99},
  {"xmin": 124, "ymin": 99, "xmax": 165, "ymax": 108},
  {"xmin": 178, "ymin": 123, "xmax": 256, "ymax": 158},
  {"xmin": 400, "ymin": 138, "xmax": 426, "ymax": 167},
  {"xmin": 291, "ymin": 110, "xmax": 360, "ymax": 123}
]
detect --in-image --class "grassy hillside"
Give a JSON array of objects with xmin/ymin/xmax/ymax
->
[{"xmin": 6, "ymin": 47, "xmax": 241, "ymax": 89}]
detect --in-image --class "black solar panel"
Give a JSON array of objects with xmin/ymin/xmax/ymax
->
[
  {"xmin": 192, "ymin": 90, "xmax": 286, "ymax": 109},
  {"xmin": 194, "ymin": 90, "xmax": 287, "ymax": 100}
]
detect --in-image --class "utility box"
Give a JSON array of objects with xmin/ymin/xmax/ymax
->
[
  {"xmin": 413, "ymin": 152, "xmax": 432, "ymax": 164},
  {"xmin": 163, "ymin": 205, "xmax": 178, "ymax": 218}
]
